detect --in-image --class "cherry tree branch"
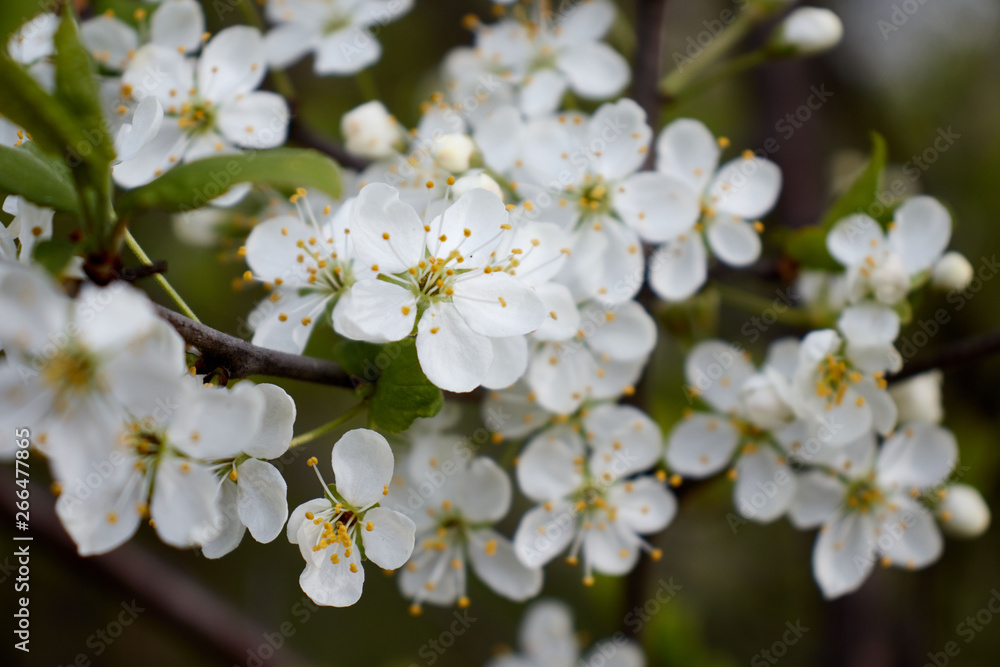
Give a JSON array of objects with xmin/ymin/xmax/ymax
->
[
  {"xmin": 154, "ymin": 305, "xmax": 356, "ymax": 389},
  {"xmin": 0, "ymin": 475, "xmax": 312, "ymax": 667},
  {"xmin": 632, "ymin": 0, "xmax": 669, "ymax": 166},
  {"xmin": 288, "ymin": 119, "xmax": 371, "ymax": 172},
  {"xmin": 890, "ymin": 327, "xmax": 1000, "ymax": 383}
]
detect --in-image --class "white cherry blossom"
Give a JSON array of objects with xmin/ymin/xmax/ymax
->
[
  {"xmin": 513, "ymin": 406, "xmax": 674, "ymax": 582},
  {"xmin": 386, "ymin": 436, "xmax": 542, "ymax": 612},
  {"xmin": 288, "ymin": 429, "xmax": 416, "ymax": 607},
  {"xmin": 336, "ymin": 183, "xmax": 547, "ymax": 392},
  {"xmin": 264, "ymin": 0, "xmax": 414, "ymax": 76},
  {"xmin": 649, "ymin": 118, "xmax": 782, "ymax": 302}
]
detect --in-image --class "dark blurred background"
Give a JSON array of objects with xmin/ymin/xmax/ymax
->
[{"xmin": 3, "ymin": 0, "xmax": 1000, "ymax": 665}]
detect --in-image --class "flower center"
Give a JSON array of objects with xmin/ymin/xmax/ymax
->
[
  {"xmin": 845, "ymin": 477, "xmax": 884, "ymax": 514},
  {"xmin": 814, "ymin": 353, "xmax": 864, "ymax": 407},
  {"xmin": 42, "ymin": 346, "xmax": 98, "ymax": 396},
  {"xmin": 578, "ymin": 180, "xmax": 610, "ymax": 215},
  {"xmin": 177, "ymin": 100, "xmax": 215, "ymax": 135}
]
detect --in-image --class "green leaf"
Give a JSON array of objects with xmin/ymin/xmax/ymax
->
[
  {"xmin": 117, "ymin": 149, "xmax": 343, "ymax": 212},
  {"xmin": 785, "ymin": 226, "xmax": 841, "ymax": 271},
  {"xmin": 816, "ymin": 131, "xmax": 887, "ymax": 230},
  {"xmin": 52, "ymin": 8, "xmax": 115, "ymax": 167},
  {"xmin": 332, "ymin": 338, "xmax": 443, "ymax": 434},
  {"xmin": 0, "ymin": 145, "xmax": 80, "ymax": 212},
  {"xmin": 0, "ymin": 0, "xmax": 48, "ymax": 45},
  {"xmin": 787, "ymin": 132, "xmax": 888, "ymax": 269}
]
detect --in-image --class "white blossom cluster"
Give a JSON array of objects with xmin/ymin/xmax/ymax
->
[{"xmin": 0, "ymin": 1, "xmax": 992, "ymax": 663}]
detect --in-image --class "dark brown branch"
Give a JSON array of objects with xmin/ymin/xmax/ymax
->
[
  {"xmin": 0, "ymin": 475, "xmax": 310, "ymax": 667},
  {"xmin": 891, "ymin": 327, "xmax": 1000, "ymax": 383},
  {"xmin": 632, "ymin": 0, "xmax": 668, "ymax": 167},
  {"xmin": 288, "ymin": 119, "xmax": 371, "ymax": 172},
  {"xmin": 154, "ymin": 305, "xmax": 355, "ymax": 389}
]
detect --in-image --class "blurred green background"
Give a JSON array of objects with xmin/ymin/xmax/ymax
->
[{"xmin": 3, "ymin": 0, "xmax": 1000, "ymax": 665}]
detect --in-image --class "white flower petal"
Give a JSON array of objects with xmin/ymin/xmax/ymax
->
[
  {"xmin": 151, "ymin": 0, "xmax": 205, "ymax": 53},
  {"xmin": 616, "ymin": 172, "xmax": 700, "ymax": 243},
  {"xmin": 417, "ymin": 302, "xmax": 493, "ymax": 393},
  {"xmin": 788, "ymin": 471, "xmax": 845, "ymax": 530},
  {"xmin": 876, "ymin": 422, "xmax": 957, "ymax": 490},
  {"xmin": 468, "ymin": 528, "xmax": 543, "ymax": 601},
  {"xmin": 431, "ymin": 188, "xmax": 508, "ymax": 265},
  {"xmin": 456, "ymin": 457, "xmax": 513, "ymax": 522},
  {"xmin": 585, "ymin": 404, "xmax": 662, "ymax": 479},
  {"xmin": 826, "ymin": 214, "xmax": 885, "ymax": 267},
  {"xmin": 201, "ymin": 479, "xmax": 246, "ymax": 559},
  {"xmin": 236, "ymin": 459, "xmax": 288, "ymax": 544},
  {"xmin": 361, "ymin": 506, "xmax": 415, "ymax": 570},
  {"xmin": 264, "ymin": 21, "xmax": 318, "ymax": 69},
  {"xmin": 648, "ymin": 232, "xmax": 707, "ymax": 302},
  {"xmin": 734, "ymin": 447, "xmax": 796, "ymax": 523},
  {"xmin": 331, "ymin": 428, "xmax": 395, "ymax": 508},
  {"xmin": 337, "ymin": 279, "xmax": 416, "ymax": 343},
  {"xmin": 517, "ymin": 426, "xmax": 585, "ymax": 502},
  {"xmin": 216, "ymin": 91, "xmax": 289, "ymax": 149},
  {"xmin": 608, "ymin": 476, "xmax": 677, "ymax": 534},
  {"xmin": 812, "ymin": 511, "xmax": 876, "ymax": 599},
  {"xmin": 198, "ymin": 26, "xmax": 266, "ymax": 103},
  {"xmin": 519, "ymin": 68, "xmax": 569, "ymax": 117},
  {"xmin": 243, "ymin": 383, "xmax": 295, "ymax": 459},
  {"xmin": 299, "ymin": 551, "xmax": 365, "ymax": 607},
  {"xmin": 655, "ymin": 118, "xmax": 719, "ymax": 192},
  {"xmin": 151, "ymin": 459, "xmax": 222, "ymax": 548},
  {"xmin": 482, "ymin": 335, "xmax": 529, "ymax": 390},
  {"xmin": 685, "ymin": 340, "xmax": 755, "ymax": 413},
  {"xmin": 666, "ymin": 413, "xmax": 740, "ymax": 477},
  {"xmin": 453, "ymin": 271, "xmax": 546, "ymax": 337},
  {"xmin": 706, "ymin": 217, "xmax": 762, "ymax": 267},
  {"xmin": 349, "ymin": 183, "xmax": 425, "ymax": 272},
  {"xmin": 585, "ymin": 99, "xmax": 649, "ymax": 181},
  {"xmin": 314, "ymin": 29, "xmax": 382, "ymax": 75},
  {"xmin": 514, "ymin": 501, "xmax": 576, "ymax": 568},
  {"xmin": 881, "ymin": 498, "xmax": 943, "ymax": 570},
  {"xmin": 559, "ymin": 42, "xmax": 630, "ymax": 102},
  {"xmin": 707, "ymin": 155, "xmax": 782, "ymax": 220},
  {"xmin": 889, "ymin": 196, "xmax": 951, "ymax": 275},
  {"xmin": 583, "ymin": 522, "xmax": 639, "ymax": 575}
]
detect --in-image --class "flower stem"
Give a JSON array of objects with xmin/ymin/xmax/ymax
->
[
  {"xmin": 290, "ymin": 402, "xmax": 368, "ymax": 448},
  {"xmin": 714, "ymin": 282, "xmax": 821, "ymax": 328},
  {"xmin": 124, "ymin": 230, "xmax": 202, "ymax": 324}
]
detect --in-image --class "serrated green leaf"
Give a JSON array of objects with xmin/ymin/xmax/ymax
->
[
  {"xmin": 0, "ymin": 145, "xmax": 80, "ymax": 212},
  {"xmin": 787, "ymin": 132, "xmax": 888, "ymax": 269},
  {"xmin": 117, "ymin": 149, "xmax": 343, "ymax": 213},
  {"xmin": 332, "ymin": 337, "xmax": 443, "ymax": 434}
]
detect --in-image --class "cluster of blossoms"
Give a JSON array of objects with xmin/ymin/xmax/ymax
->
[
  {"xmin": 0, "ymin": 262, "xmax": 295, "ymax": 556},
  {"xmin": 0, "ymin": 1, "xmax": 993, "ymax": 664}
]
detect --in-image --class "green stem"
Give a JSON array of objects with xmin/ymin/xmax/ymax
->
[
  {"xmin": 670, "ymin": 50, "xmax": 769, "ymax": 105},
  {"xmin": 124, "ymin": 230, "xmax": 202, "ymax": 323},
  {"xmin": 355, "ymin": 70, "xmax": 379, "ymax": 101},
  {"xmin": 290, "ymin": 402, "xmax": 368, "ymax": 447},
  {"xmin": 714, "ymin": 282, "xmax": 820, "ymax": 328}
]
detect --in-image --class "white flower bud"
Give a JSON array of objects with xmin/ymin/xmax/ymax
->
[
  {"xmin": 888, "ymin": 371, "xmax": 943, "ymax": 424},
  {"xmin": 451, "ymin": 171, "xmax": 504, "ymax": 200},
  {"xmin": 871, "ymin": 253, "xmax": 910, "ymax": 305},
  {"xmin": 341, "ymin": 101, "xmax": 400, "ymax": 159},
  {"xmin": 431, "ymin": 133, "xmax": 476, "ymax": 173},
  {"xmin": 740, "ymin": 374, "xmax": 791, "ymax": 430},
  {"xmin": 931, "ymin": 251, "xmax": 974, "ymax": 291},
  {"xmin": 937, "ymin": 484, "xmax": 991, "ymax": 539},
  {"xmin": 775, "ymin": 8, "xmax": 844, "ymax": 56}
]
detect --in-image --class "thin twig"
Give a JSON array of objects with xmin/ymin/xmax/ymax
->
[
  {"xmin": 288, "ymin": 119, "xmax": 371, "ymax": 172},
  {"xmin": 154, "ymin": 305, "xmax": 356, "ymax": 389},
  {"xmin": 891, "ymin": 328, "xmax": 1000, "ymax": 383}
]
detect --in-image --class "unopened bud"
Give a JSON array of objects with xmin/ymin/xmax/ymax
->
[
  {"xmin": 937, "ymin": 484, "xmax": 991, "ymax": 539},
  {"xmin": 931, "ymin": 251, "xmax": 974, "ymax": 291},
  {"xmin": 341, "ymin": 101, "xmax": 401, "ymax": 159},
  {"xmin": 772, "ymin": 8, "xmax": 843, "ymax": 56}
]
